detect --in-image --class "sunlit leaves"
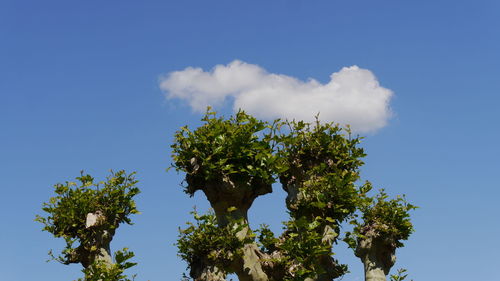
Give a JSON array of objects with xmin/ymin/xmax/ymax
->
[
  {"xmin": 362, "ymin": 190, "xmax": 416, "ymax": 242},
  {"xmin": 37, "ymin": 171, "xmax": 140, "ymax": 241},
  {"xmin": 76, "ymin": 248, "xmax": 137, "ymax": 281},
  {"xmin": 36, "ymin": 170, "xmax": 140, "ymax": 279},
  {"xmin": 390, "ymin": 268, "xmax": 413, "ymax": 281},
  {"xmin": 172, "ymin": 110, "xmax": 416, "ymax": 280},
  {"xmin": 171, "ymin": 108, "xmax": 278, "ymax": 195},
  {"xmin": 346, "ymin": 189, "xmax": 417, "ymax": 248},
  {"xmin": 276, "ymin": 118, "xmax": 365, "ymax": 222},
  {"xmin": 176, "ymin": 209, "xmax": 252, "ymax": 272}
]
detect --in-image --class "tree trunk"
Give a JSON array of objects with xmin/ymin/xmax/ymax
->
[
  {"xmin": 93, "ymin": 244, "xmax": 113, "ymax": 266},
  {"xmin": 361, "ymin": 258, "xmax": 387, "ymax": 281},
  {"xmin": 82, "ymin": 226, "xmax": 115, "ymax": 281},
  {"xmin": 190, "ymin": 258, "xmax": 227, "ymax": 281},
  {"xmin": 355, "ymin": 232, "xmax": 396, "ymax": 281},
  {"xmin": 281, "ymin": 180, "xmax": 345, "ymax": 281},
  {"xmin": 230, "ymin": 243, "xmax": 269, "ymax": 281},
  {"xmin": 188, "ymin": 177, "xmax": 273, "ymax": 281}
]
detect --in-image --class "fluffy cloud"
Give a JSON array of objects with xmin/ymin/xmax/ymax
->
[{"xmin": 160, "ymin": 60, "xmax": 393, "ymax": 133}]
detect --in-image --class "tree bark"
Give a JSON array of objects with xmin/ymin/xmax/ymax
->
[
  {"xmin": 188, "ymin": 176, "xmax": 272, "ymax": 281},
  {"xmin": 190, "ymin": 258, "xmax": 227, "ymax": 281},
  {"xmin": 355, "ymin": 229, "xmax": 396, "ymax": 281},
  {"xmin": 200, "ymin": 177, "xmax": 271, "ymax": 227},
  {"xmin": 226, "ymin": 243, "xmax": 268, "ymax": 281},
  {"xmin": 281, "ymin": 180, "xmax": 345, "ymax": 281}
]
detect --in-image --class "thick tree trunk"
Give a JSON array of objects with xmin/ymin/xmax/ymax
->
[
  {"xmin": 84, "ymin": 231, "xmax": 115, "ymax": 281},
  {"xmin": 190, "ymin": 258, "xmax": 227, "ymax": 281},
  {"xmin": 67, "ymin": 219, "xmax": 115, "ymax": 270},
  {"xmin": 281, "ymin": 181, "xmax": 345, "ymax": 281},
  {"xmin": 197, "ymin": 179, "xmax": 271, "ymax": 281},
  {"xmin": 309, "ymin": 225, "xmax": 345, "ymax": 281},
  {"xmin": 93, "ymin": 244, "xmax": 113, "ymax": 266},
  {"xmin": 355, "ymin": 229, "xmax": 396, "ymax": 281},
  {"xmin": 201, "ymin": 177, "xmax": 271, "ymax": 226},
  {"xmin": 88, "ymin": 228, "xmax": 114, "ymax": 265},
  {"xmin": 81, "ymin": 213, "xmax": 116, "ymax": 281},
  {"xmin": 210, "ymin": 214, "xmax": 269, "ymax": 281},
  {"xmin": 231, "ymin": 243, "xmax": 269, "ymax": 281},
  {"xmin": 361, "ymin": 259, "xmax": 387, "ymax": 281}
]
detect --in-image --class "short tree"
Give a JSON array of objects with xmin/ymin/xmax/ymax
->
[
  {"xmin": 36, "ymin": 170, "xmax": 140, "ymax": 280},
  {"xmin": 172, "ymin": 110, "xmax": 416, "ymax": 281}
]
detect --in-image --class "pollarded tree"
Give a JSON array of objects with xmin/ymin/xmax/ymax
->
[
  {"xmin": 172, "ymin": 110, "xmax": 416, "ymax": 281},
  {"xmin": 172, "ymin": 110, "xmax": 278, "ymax": 281},
  {"xmin": 347, "ymin": 191, "xmax": 416, "ymax": 281},
  {"xmin": 272, "ymin": 119, "xmax": 369, "ymax": 280},
  {"xmin": 36, "ymin": 170, "xmax": 140, "ymax": 281}
]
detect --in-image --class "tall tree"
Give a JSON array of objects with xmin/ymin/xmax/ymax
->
[
  {"xmin": 36, "ymin": 170, "xmax": 140, "ymax": 281},
  {"xmin": 350, "ymin": 191, "xmax": 416, "ymax": 281},
  {"xmin": 172, "ymin": 110, "xmax": 415, "ymax": 281}
]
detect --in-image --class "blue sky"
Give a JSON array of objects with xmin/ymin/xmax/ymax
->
[{"xmin": 1, "ymin": 0, "xmax": 499, "ymax": 280}]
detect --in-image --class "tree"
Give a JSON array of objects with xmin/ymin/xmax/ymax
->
[
  {"xmin": 36, "ymin": 170, "xmax": 140, "ymax": 281},
  {"xmin": 348, "ymin": 191, "xmax": 416, "ymax": 281},
  {"xmin": 172, "ymin": 109, "xmax": 416, "ymax": 281}
]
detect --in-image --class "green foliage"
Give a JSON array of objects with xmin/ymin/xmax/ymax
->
[
  {"xmin": 36, "ymin": 170, "xmax": 140, "ymax": 278},
  {"xmin": 360, "ymin": 190, "xmax": 416, "ymax": 243},
  {"xmin": 172, "ymin": 110, "xmax": 416, "ymax": 280},
  {"xmin": 276, "ymin": 119, "xmax": 366, "ymax": 222},
  {"xmin": 36, "ymin": 170, "xmax": 140, "ymax": 240},
  {"xmin": 77, "ymin": 248, "xmax": 137, "ymax": 281},
  {"xmin": 171, "ymin": 108, "xmax": 279, "ymax": 195},
  {"xmin": 390, "ymin": 268, "xmax": 413, "ymax": 281},
  {"xmin": 255, "ymin": 224, "xmax": 278, "ymax": 254},
  {"xmin": 256, "ymin": 217, "xmax": 347, "ymax": 281},
  {"xmin": 267, "ymin": 118, "xmax": 367, "ymax": 279},
  {"xmin": 176, "ymin": 209, "xmax": 253, "ymax": 271},
  {"xmin": 344, "ymin": 189, "xmax": 417, "ymax": 249},
  {"xmin": 280, "ymin": 217, "xmax": 347, "ymax": 280}
]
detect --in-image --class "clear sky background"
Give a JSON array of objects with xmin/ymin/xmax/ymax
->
[{"xmin": 1, "ymin": 1, "xmax": 499, "ymax": 280}]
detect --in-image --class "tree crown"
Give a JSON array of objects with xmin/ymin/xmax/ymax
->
[
  {"xmin": 36, "ymin": 170, "xmax": 140, "ymax": 264},
  {"xmin": 171, "ymin": 108, "xmax": 279, "ymax": 195}
]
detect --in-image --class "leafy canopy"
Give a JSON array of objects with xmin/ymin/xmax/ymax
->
[
  {"xmin": 77, "ymin": 248, "xmax": 137, "ymax": 281},
  {"xmin": 276, "ymin": 118, "xmax": 368, "ymax": 222},
  {"xmin": 173, "ymin": 110, "xmax": 417, "ymax": 280},
  {"xmin": 171, "ymin": 108, "xmax": 279, "ymax": 195},
  {"xmin": 344, "ymin": 190, "xmax": 417, "ymax": 249},
  {"xmin": 360, "ymin": 190, "xmax": 416, "ymax": 243},
  {"xmin": 36, "ymin": 170, "xmax": 140, "ymax": 264},
  {"xmin": 177, "ymin": 209, "xmax": 253, "ymax": 271}
]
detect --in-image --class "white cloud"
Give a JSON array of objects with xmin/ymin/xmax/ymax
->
[{"xmin": 160, "ymin": 60, "xmax": 393, "ymax": 133}]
